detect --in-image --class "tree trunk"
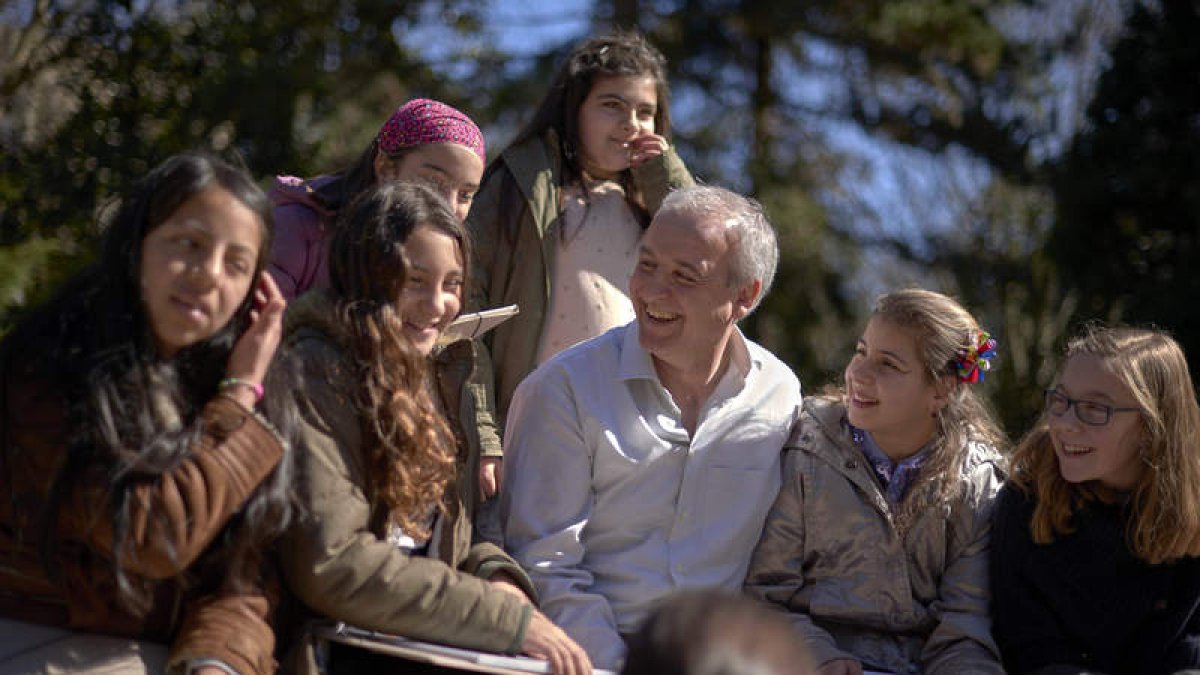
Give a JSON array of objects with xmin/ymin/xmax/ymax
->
[
  {"xmin": 612, "ymin": 0, "xmax": 640, "ymax": 30},
  {"xmin": 750, "ymin": 34, "xmax": 774, "ymax": 195}
]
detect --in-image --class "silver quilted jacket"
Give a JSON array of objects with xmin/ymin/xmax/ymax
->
[{"xmin": 744, "ymin": 397, "xmax": 1005, "ymax": 675}]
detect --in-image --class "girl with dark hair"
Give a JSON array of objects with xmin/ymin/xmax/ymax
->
[
  {"xmin": 465, "ymin": 30, "xmax": 694, "ymax": 509},
  {"xmin": 278, "ymin": 182, "xmax": 590, "ymax": 675},
  {"xmin": 269, "ymin": 98, "xmax": 487, "ymax": 302},
  {"xmin": 992, "ymin": 326, "xmax": 1200, "ymax": 675},
  {"xmin": 745, "ymin": 288, "xmax": 1007, "ymax": 675},
  {"xmin": 0, "ymin": 153, "xmax": 294, "ymax": 675}
]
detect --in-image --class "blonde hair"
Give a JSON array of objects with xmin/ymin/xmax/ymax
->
[
  {"xmin": 863, "ymin": 289, "xmax": 1007, "ymax": 525},
  {"xmin": 1009, "ymin": 326, "xmax": 1200, "ymax": 564}
]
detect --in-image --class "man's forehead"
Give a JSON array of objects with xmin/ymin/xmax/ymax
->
[
  {"xmin": 647, "ymin": 210, "xmax": 734, "ymax": 242},
  {"xmin": 648, "ymin": 210, "xmax": 729, "ymax": 254},
  {"xmin": 641, "ymin": 218, "xmax": 731, "ymax": 271}
]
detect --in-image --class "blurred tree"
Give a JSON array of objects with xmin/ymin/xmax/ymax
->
[
  {"xmin": 826, "ymin": 0, "xmax": 1125, "ymax": 434},
  {"xmin": 0, "ymin": 0, "xmax": 475, "ymax": 329},
  {"xmin": 0, "ymin": 1, "xmax": 90, "ymax": 326},
  {"xmin": 863, "ymin": 175, "xmax": 1073, "ymax": 433},
  {"xmin": 5, "ymin": 0, "xmax": 1182, "ymax": 438},
  {"xmin": 1051, "ymin": 1, "xmax": 1200, "ymax": 374},
  {"xmin": 633, "ymin": 2, "xmax": 864, "ymax": 381},
  {"xmin": 589, "ymin": 0, "xmax": 1123, "ymax": 433}
]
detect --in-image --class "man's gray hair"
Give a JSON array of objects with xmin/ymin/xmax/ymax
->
[{"xmin": 656, "ymin": 184, "xmax": 779, "ymax": 314}]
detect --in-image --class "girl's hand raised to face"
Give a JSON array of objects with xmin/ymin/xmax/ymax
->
[
  {"xmin": 628, "ymin": 133, "xmax": 668, "ymax": 169},
  {"xmin": 226, "ymin": 272, "xmax": 286, "ymax": 386}
]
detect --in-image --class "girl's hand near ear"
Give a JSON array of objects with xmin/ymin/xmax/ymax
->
[
  {"xmin": 227, "ymin": 272, "xmax": 287, "ymax": 386},
  {"xmin": 628, "ymin": 133, "xmax": 668, "ymax": 168}
]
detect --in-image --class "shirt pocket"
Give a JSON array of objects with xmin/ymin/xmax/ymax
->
[
  {"xmin": 701, "ymin": 462, "xmax": 781, "ymax": 551},
  {"xmin": 588, "ymin": 421, "xmax": 674, "ymax": 493}
]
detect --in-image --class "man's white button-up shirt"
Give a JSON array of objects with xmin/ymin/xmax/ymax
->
[{"xmin": 501, "ymin": 321, "xmax": 802, "ymax": 669}]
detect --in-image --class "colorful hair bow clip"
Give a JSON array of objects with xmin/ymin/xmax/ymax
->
[{"xmin": 954, "ymin": 330, "xmax": 998, "ymax": 384}]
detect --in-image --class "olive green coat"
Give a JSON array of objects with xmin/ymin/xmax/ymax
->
[{"xmin": 278, "ymin": 291, "xmax": 535, "ymax": 673}]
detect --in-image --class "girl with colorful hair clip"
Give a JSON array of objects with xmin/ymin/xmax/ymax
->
[
  {"xmin": 268, "ymin": 97, "xmax": 487, "ymax": 302},
  {"xmin": 991, "ymin": 326, "xmax": 1200, "ymax": 675},
  {"xmin": 276, "ymin": 182, "xmax": 590, "ymax": 675},
  {"xmin": 745, "ymin": 288, "xmax": 1007, "ymax": 675},
  {"xmin": 0, "ymin": 153, "xmax": 294, "ymax": 675}
]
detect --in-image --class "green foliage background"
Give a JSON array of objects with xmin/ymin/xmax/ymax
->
[{"xmin": 3, "ymin": 0, "xmax": 1193, "ymax": 439}]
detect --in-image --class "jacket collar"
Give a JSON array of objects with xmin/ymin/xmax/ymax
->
[
  {"xmin": 795, "ymin": 396, "xmax": 893, "ymax": 517},
  {"xmin": 799, "ymin": 396, "xmax": 852, "ymax": 452},
  {"xmin": 616, "ymin": 322, "xmax": 657, "ymax": 383},
  {"xmin": 497, "ymin": 130, "xmax": 564, "ymax": 270},
  {"xmin": 616, "ymin": 321, "xmax": 755, "ymax": 388},
  {"xmin": 283, "ymin": 289, "xmax": 349, "ymax": 349},
  {"xmin": 501, "ymin": 129, "xmax": 564, "ymax": 208},
  {"xmin": 268, "ymin": 174, "xmax": 338, "ymax": 217},
  {"xmin": 796, "ymin": 396, "xmax": 1005, "ymax": 519}
]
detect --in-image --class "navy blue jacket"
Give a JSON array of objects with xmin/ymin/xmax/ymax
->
[{"xmin": 991, "ymin": 483, "xmax": 1200, "ymax": 675}]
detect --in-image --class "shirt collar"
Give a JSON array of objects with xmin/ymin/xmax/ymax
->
[
  {"xmin": 617, "ymin": 321, "xmax": 756, "ymax": 388},
  {"xmin": 851, "ymin": 424, "xmax": 931, "ymax": 504}
]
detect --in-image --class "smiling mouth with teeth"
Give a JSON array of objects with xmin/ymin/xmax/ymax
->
[
  {"xmin": 1060, "ymin": 444, "xmax": 1093, "ymax": 456},
  {"xmin": 645, "ymin": 309, "xmax": 678, "ymax": 321}
]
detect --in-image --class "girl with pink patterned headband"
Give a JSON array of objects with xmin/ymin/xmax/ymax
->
[{"xmin": 267, "ymin": 98, "xmax": 486, "ymax": 302}]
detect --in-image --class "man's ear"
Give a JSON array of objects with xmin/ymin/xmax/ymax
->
[{"xmin": 731, "ymin": 279, "xmax": 762, "ymax": 322}]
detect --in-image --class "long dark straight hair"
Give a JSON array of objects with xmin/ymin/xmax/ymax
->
[
  {"xmin": 309, "ymin": 142, "xmax": 418, "ymax": 220},
  {"xmin": 309, "ymin": 142, "xmax": 374, "ymax": 215},
  {"xmin": 495, "ymin": 30, "xmax": 672, "ymax": 235},
  {"xmin": 0, "ymin": 153, "xmax": 295, "ymax": 612}
]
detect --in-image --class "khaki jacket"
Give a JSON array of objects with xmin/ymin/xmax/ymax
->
[
  {"xmin": 0, "ymin": 366, "xmax": 286, "ymax": 675},
  {"xmin": 465, "ymin": 131, "xmax": 694, "ymax": 431},
  {"xmin": 278, "ymin": 292, "xmax": 534, "ymax": 673},
  {"xmin": 745, "ymin": 397, "xmax": 1005, "ymax": 675}
]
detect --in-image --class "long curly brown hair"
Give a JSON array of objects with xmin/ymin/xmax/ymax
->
[
  {"xmin": 1009, "ymin": 326, "xmax": 1200, "ymax": 564},
  {"xmin": 328, "ymin": 183, "xmax": 466, "ymax": 538}
]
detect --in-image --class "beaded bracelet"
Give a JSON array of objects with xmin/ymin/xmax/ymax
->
[{"xmin": 219, "ymin": 377, "xmax": 264, "ymax": 403}]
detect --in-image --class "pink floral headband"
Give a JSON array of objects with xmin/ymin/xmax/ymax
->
[
  {"xmin": 954, "ymin": 330, "xmax": 998, "ymax": 383},
  {"xmin": 375, "ymin": 98, "xmax": 486, "ymax": 163}
]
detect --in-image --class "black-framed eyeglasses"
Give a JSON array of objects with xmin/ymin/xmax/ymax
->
[{"xmin": 1044, "ymin": 389, "xmax": 1140, "ymax": 426}]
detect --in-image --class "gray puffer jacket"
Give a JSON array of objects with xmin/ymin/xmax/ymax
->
[{"xmin": 744, "ymin": 397, "xmax": 1005, "ymax": 675}]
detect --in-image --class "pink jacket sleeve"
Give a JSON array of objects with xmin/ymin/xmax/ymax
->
[{"xmin": 268, "ymin": 177, "xmax": 334, "ymax": 302}]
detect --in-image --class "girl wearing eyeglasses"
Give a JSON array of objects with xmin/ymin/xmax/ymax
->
[{"xmin": 992, "ymin": 326, "xmax": 1200, "ymax": 675}]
